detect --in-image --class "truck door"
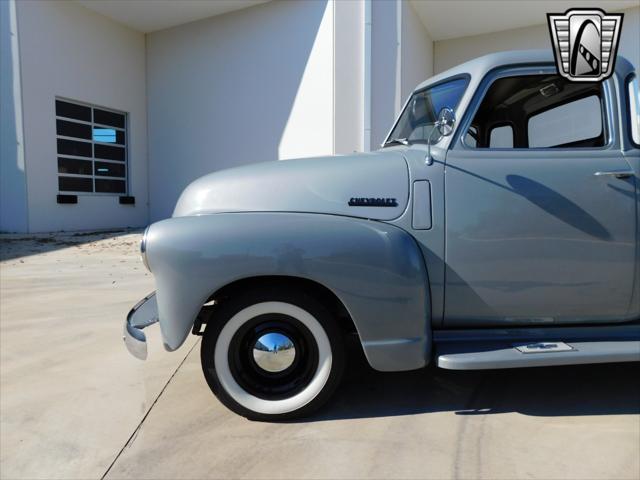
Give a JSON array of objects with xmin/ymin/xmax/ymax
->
[{"xmin": 444, "ymin": 66, "xmax": 637, "ymax": 326}]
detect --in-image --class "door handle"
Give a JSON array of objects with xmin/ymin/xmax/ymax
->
[{"xmin": 594, "ymin": 171, "xmax": 634, "ymax": 179}]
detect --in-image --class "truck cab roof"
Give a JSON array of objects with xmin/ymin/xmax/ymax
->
[{"xmin": 414, "ymin": 49, "xmax": 635, "ymax": 93}]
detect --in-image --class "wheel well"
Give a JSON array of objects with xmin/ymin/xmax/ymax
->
[{"xmin": 195, "ymin": 276, "xmax": 358, "ymax": 336}]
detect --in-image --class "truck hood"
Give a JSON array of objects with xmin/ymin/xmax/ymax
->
[{"xmin": 173, "ymin": 151, "xmax": 409, "ymax": 221}]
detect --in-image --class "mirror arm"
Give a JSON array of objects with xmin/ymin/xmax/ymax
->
[{"xmin": 426, "ymin": 123, "xmax": 441, "ymax": 166}]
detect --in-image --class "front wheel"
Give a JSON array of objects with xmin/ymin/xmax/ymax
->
[{"xmin": 200, "ymin": 288, "xmax": 345, "ymax": 421}]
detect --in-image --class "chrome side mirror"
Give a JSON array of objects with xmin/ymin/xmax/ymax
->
[
  {"xmin": 436, "ymin": 107, "xmax": 455, "ymax": 137},
  {"xmin": 426, "ymin": 107, "xmax": 456, "ymax": 165}
]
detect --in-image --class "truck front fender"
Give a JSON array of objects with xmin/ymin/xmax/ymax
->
[{"xmin": 145, "ymin": 212, "xmax": 431, "ymax": 371}]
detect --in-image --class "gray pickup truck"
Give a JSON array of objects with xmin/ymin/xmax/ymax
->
[{"xmin": 124, "ymin": 50, "xmax": 640, "ymax": 420}]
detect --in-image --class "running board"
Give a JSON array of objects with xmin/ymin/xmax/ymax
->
[{"xmin": 434, "ymin": 324, "xmax": 640, "ymax": 370}]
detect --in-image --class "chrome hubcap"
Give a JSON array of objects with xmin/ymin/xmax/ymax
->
[{"xmin": 252, "ymin": 332, "xmax": 296, "ymax": 373}]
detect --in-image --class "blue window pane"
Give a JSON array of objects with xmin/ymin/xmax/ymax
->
[{"xmin": 93, "ymin": 128, "xmax": 116, "ymax": 143}]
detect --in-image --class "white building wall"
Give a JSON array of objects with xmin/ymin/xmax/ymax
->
[
  {"xmin": 434, "ymin": 7, "xmax": 639, "ymax": 74},
  {"xmin": 400, "ymin": 1, "xmax": 433, "ymax": 103},
  {"xmin": 15, "ymin": 0, "xmax": 148, "ymax": 232},
  {"xmin": 278, "ymin": 1, "xmax": 334, "ymax": 160},
  {"xmin": 334, "ymin": 0, "xmax": 364, "ymax": 154},
  {"xmin": 146, "ymin": 0, "xmax": 335, "ymax": 221},
  {"xmin": 369, "ymin": 0, "xmax": 433, "ymax": 149},
  {"xmin": 369, "ymin": 0, "xmax": 399, "ymax": 149},
  {"xmin": 0, "ymin": 0, "xmax": 28, "ymax": 232}
]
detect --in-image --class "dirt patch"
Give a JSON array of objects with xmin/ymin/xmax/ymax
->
[{"xmin": 0, "ymin": 229, "xmax": 142, "ymax": 262}]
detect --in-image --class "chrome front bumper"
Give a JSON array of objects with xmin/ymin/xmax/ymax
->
[{"xmin": 123, "ymin": 292, "xmax": 159, "ymax": 360}]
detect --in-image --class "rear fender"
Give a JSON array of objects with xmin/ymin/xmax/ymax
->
[{"xmin": 145, "ymin": 212, "xmax": 431, "ymax": 371}]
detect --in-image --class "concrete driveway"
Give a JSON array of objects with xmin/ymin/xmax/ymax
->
[{"xmin": 1, "ymin": 232, "xmax": 639, "ymax": 480}]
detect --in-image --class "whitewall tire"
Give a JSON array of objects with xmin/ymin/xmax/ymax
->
[{"xmin": 200, "ymin": 288, "xmax": 345, "ymax": 421}]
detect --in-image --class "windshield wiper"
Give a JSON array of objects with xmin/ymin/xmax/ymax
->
[{"xmin": 383, "ymin": 137, "xmax": 410, "ymax": 147}]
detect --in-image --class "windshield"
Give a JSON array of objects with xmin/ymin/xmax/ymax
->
[{"xmin": 385, "ymin": 77, "xmax": 468, "ymax": 145}]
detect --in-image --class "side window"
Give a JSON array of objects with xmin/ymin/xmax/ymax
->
[
  {"xmin": 628, "ymin": 75, "xmax": 640, "ymax": 146},
  {"xmin": 489, "ymin": 125, "xmax": 513, "ymax": 148},
  {"xmin": 528, "ymin": 96, "xmax": 601, "ymax": 148},
  {"xmin": 464, "ymin": 74, "xmax": 605, "ymax": 149}
]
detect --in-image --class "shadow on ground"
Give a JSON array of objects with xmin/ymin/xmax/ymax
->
[
  {"xmin": 0, "ymin": 229, "xmax": 141, "ymax": 261},
  {"xmin": 303, "ymin": 339, "xmax": 640, "ymax": 422}
]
